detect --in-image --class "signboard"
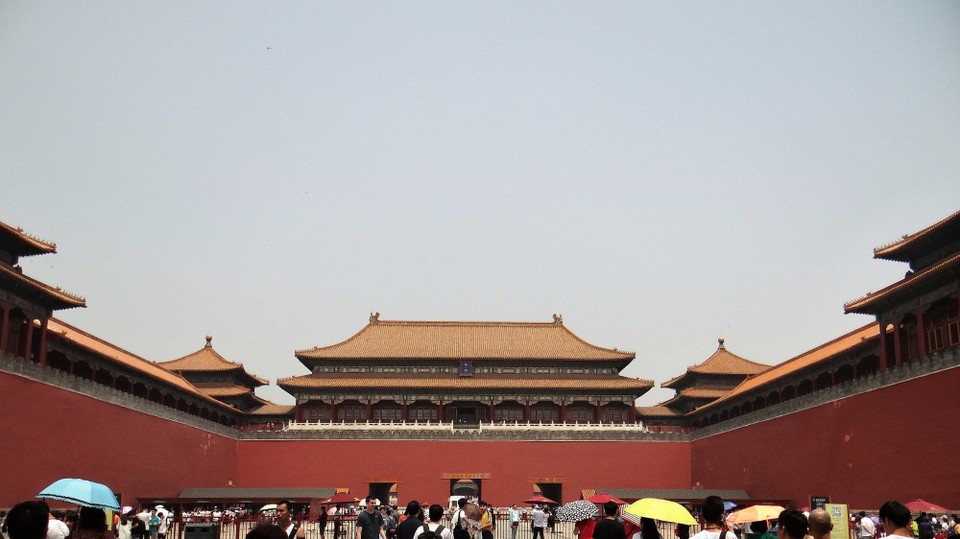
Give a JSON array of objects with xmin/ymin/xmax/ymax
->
[
  {"xmin": 825, "ymin": 503, "xmax": 849, "ymax": 539},
  {"xmin": 811, "ymin": 496, "xmax": 830, "ymax": 510}
]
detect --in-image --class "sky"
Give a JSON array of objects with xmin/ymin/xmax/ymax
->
[{"xmin": 1, "ymin": 2, "xmax": 959, "ymax": 406}]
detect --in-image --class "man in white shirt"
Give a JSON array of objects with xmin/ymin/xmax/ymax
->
[
  {"xmin": 858, "ymin": 512, "xmax": 875, "ymax": 539},
  {"xmin": 45, "ymin": 514, "xmax": 69, "ymax": 539},
  {"xmin": 277, "ymin": 501, "xmax": 306, "ymax": 539},
  {"xmin": 412, "ymin": 505, "xmax": 452, "ymax": 539}
]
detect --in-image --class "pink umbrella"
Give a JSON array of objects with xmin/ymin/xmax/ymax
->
[{"xmin": 904, "ymin": 499, "xmax": 948, "ymax": 513}]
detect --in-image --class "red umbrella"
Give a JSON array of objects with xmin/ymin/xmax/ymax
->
[
  {"xmin": 326, "ymin": 492, "xmax": 359, "ymax": 504},
  {"xmin": 525, "ymin": 495, "xmax": 558, "ymax": 505},
  {"xmin": 904, "ymin": 499, "xmax": 948, "ymax": 513},
  {"xmin": 588, "ymin": 493, "xmax": 626, "ymax": 505}
]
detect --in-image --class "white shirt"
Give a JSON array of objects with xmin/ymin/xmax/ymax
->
[
  {"xmin": 47, "ymin": 519, "xmax": 70, "ymax": 539},
  {"xmin": 861, "ymin": 517, "xmax": 876, "ymax": 537},
  {"xmin": 413, "ymin": 522, "xmax": 453, "ymax": 539}
]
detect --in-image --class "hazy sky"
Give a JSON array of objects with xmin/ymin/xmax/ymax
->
[{"xmin": 2, "ymin": 2, "xmax": 958, "ymax": 406}]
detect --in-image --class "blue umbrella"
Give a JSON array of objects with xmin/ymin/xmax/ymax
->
[
  {"xmin": 724, "ymin": 501, "xmax": 738, "ymax": 511},
  {"xmin": 38, "ymin": 478, "xmax": 120, "ymax": 510}
]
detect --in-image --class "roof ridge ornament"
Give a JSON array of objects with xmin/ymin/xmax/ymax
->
[
  {"xmin": 205, "ymin": 335, "xmax": 213, "ymax": 348},
  {"xmin": 718, "ymin": 337, "xmax": 725, "ymax": 349},
  {"xmin": 553, "ymin": 313, "xmax": 563, "ymax": 325},
  {"xmin": 369, "ymin": 312, "xmax": 380, "ymax": 323}
]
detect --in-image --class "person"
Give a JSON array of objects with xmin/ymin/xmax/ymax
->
[
  {"xmin": 116, "ymin": 512, "xmax": 133, "ymax": 539},
  {"xmin": 412, "ymin": 505, "xmax": 452, "ymax": 539},
  {"xmin": 451, "ymin": 500, "xmax": 470, "ymax": 539},
  {"xmin": 917, "ymin": 514, "xmax": 935, "ymax": 539},
  {"xmin": 676, "ymin": 524, "xmax": 690, "ymax": 539},
  {"xmin": 858, "ymin": 512, "xmax": 875, "ymax": 539},
  {"xmin": 246, "ymin": 525, "xmax": 288, "ymax": 539},
  {"xmin": 690, "ymin": 496, "xmax": 729, "ymax": 539},
  {"xmin": 532, "ymin": 506, "xmax": 547, "ymax": 539},
  {"xmin": 574, "ymin": 518, "xmax": 596, "ymax": 539},
  {"xmin": 808, "ymin": 509, "xmax": 833, "ymax": 539},
  {"xmin": 478, "ymin": 503, "xmax": 493, "ymax": 539},
  {"xmin": 776, "ymin": 510, "xmax": 808, "ymax": 539},
  {"xmin": 6, "ymin": 502, "xmax": 50, "ymax": 539},
  {"xmin": 71, "ymin": 508, "xmax": 110, "ymax": 539},
  {"xmin": 276, "ymin": 501, "xmax": 305, "ymax": 539},
  {"xmin": 508, "ymin": 506, "xmax": 519, "ymax": 539},
  {"xmin": 382, "ymin": 508, "xmax": 396, "ymax": 539},
  {"xmin": 745, "ymin": 520, "xmax": 776, "ymax": 539},
  {"xmin": 46, "ymin": 512, "xmax": 69, "ymax": 539},
  {"xmin": 356, "ymin": 498, "xmax": 386, "ymax": 539},
  {"xmin": 593, "ymin": 502, "xmax": 625, "ymax": 539},
  {"xmin": 637, "ymin": 518, "xmax": 661, "ymax": 539},
  {"xmin": 146, "ymin": 511, "xmax": 160, "ymax": 539},
  {"xmin": 128, "ymin": 515, "xmax": 144, "ymax": 539},
  {"xmin": 397, "ymin": 502, "xmax": 423, "ymax": 539},
  {"xmin": 879, "ymin": 502, "xmax": 912, "ymax": 539},
  {"xmin": 318, "ymin": 507, "xmax": 329, "ymax": 539}
]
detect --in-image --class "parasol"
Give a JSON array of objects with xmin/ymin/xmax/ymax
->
[
  {"xmin": 588, "ymin": 493, "xmax": 626, "ymax": 505},
  {"xmin": 726, "ymin": 505, "xmax": 785, "ymax": 524},
  {"xmin": 904, "ymin": 500, "xmax": 948, "ymax": 513},
  {"xmin": 37, "ymin": 478, "xmax": 120, "ymax": 511},
  {"xmin": 623, "ymin": 498, "xmax": 696, "ymax": 526},
  {"xmin": 556, "ymin": 500, "xmax": 599, "ymax": 522},
  {"xmin": 524, "ymin": 495, "xmax": 558, "ymax": 505}
]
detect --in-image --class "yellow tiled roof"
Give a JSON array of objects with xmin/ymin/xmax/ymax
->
[
  {"xmin": 0, "ymin": 264, "xmax": 86, "ymax": 310},
  {"xmin": 697, "ymin": 322, "xmax": 880, "ymax": 412},
  {"xmin": 158, "ymin": 336, "xmax": 267, "ymax": 386},
  {"xmin": 46, "ymin": 318, "xmax": 235, "ymax": 412},
  {"xmin": 635, "ymin": 406, "xmax": 682, "ymax": 417},
  {"xmin": 873, "ymin": 209, "xmax": 960, "ymax": 261},
  {"xmin": 0, "ymin": 220, "xmax": 57, "ymax": 256},
  {"xmin": 248, "ymin": 403, "xmax": 295, "ymax": 416},
  {"xmin": 662, "ymin": 339, "xmax": 769, "ymax": 389},
  {"xmin": 278, "ymin": 373, "xmax": 653, "ymax": 392},
  {"xmin": 844, "ymin": 251, "xmax": 960, "ymax": 314},
  {"xmin": 296, "ymin": 316, "xmax": 635, "ymax": 361}
]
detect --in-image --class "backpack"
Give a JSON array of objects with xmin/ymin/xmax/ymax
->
[{"xmin": 423, "ymin": 523, "xmax": 445, "ymax": 536}]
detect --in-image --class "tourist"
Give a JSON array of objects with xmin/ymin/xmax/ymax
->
[
  {"xmin": 46, "ymin": 512, "xmax": 69, "ymax": 539},
  {"xmin": 593, "ymin": 502, "xmax": 625, "ymax": 539},
  {"xmin": 397, "ymin": 502, "xmax": 423, "ymax": 539},
  {"xmin": 478, "ymin": 503, "xmax": 492, "ymax": 539},
  {"xmin": 146, "ymin": 511, "xmax": 159, "ymax": 539},
  {"xmin": 690, "ymin": 497, "xmax": 730, "ymax": 539},
  {"xmin": 573, "ymin": 517, "xmax": 596, "ymax": 539},
  {"xmin": 509, "ymin": 506, "xmax": 519, "ymax": 539},
  {"xmin": 318, "ymin": 507, "xmax": 329, "ymax": 539},
  {"xmin": 532, "ymin": 506, "xmax": 547, "ymax": 539},
  {"xmin": 128, "ymin": 513, "xmax": 144, "ymax": 539},
  {"xmin": 858, "ymin": 512, "xmax": 875, "ymax": 539},
  {"xmin": 116, "ymin": 512, "xmax": 133, "ymax": 539},
  {"xmin": 635, "ymin": 518, "xmax": 661, "ymax": 539},
  {"xmin": 6, "ymin": 501, "xmax": 50, "ymax": 539},
  {"xmin": 917, "ymin": 514, "xmax": 934, "ymax": 539},
  {"xmin": 70, "ymin": 508, "xmax": 109, "ymax": 539},
  {"xmin": 776, "ymin": 510, "xmax": 807, "ymax": 539},
  {"xmin": 879, "ymin": 502, "xmax": 912, "ymax": 539},
  {"xmin": 276, "ymin": 501, "xmax": 305, "ymax": 539},
  {"xmin": 412, "ymin": 505, "xmax": 452, "ymax": 539},
  {"xmin": 451, "ymin": 499, "xmax": 470, "ymax": 539},
  {"xmin": 357, "ymin": 497, "xmax": 386, "ymax": 539},
  {"xmin": 808, "ymin": 509, "xmax": 832, "ymax": 539}
]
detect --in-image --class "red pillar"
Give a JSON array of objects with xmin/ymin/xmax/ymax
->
[
  {"xmin": 438, "ymin": 401, "xmax": 444, "ymax": 422},
  {"xmin": 330, "ymin": 401, "xmax": 337, "ymax": 422},
  {"xmin": 594, "ymin": 402, "xmax": 601, "ymax": 423},
  {"xmin": 878, "ymin": 321, "xmax": 889, "ymax": 370},
  {"xmin": 38, "ymin": 317, "xmax": 49, "ymax": 366},
  {"xmin": 22, "ymin": 319, "xmax": 34, "ymax": 360},
  {"xmin": 366, "ymin": 400, "xmax": 373, "ymax": 421},
  {"xmin": 524, "ymin": 401, "xmax": 531, "ymax": 422},
  {"xmin": 915, "ymin": 308, "xmax": 927, "ymax": 358},
  {"xmin": 892, "ymin": 318, "xmax": 903, "ymax": 366},
  {"xmin": 0, "ymin": 304, "xmax": 9, "ymax": 352},
  {"xmin": 560, "ymin": 400, "xmax": 566, "ymax": 423},
  {"xmin": 294, "ymin": 402, "xmax": 303, "ymax": 422},
  {"xmin": 402, "ymin": 402, "xmax": 409, "ymax": 422},
  {"xmin": 489, "ymin": 400, "xmax": 495, "ymax": 422}
]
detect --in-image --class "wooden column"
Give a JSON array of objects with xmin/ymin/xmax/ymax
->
[
  {"xmin": 489, "ymin": 400, "xmax": 495, "ymax": 422},
  {"xmin": 294, "ymin": 402, "xmax": 303, "ymax": 421},
  {"xmin": 0, "ymin": 304, "xmax": 9, "ymax": 352},
  {"xmin": 915, "ymin": 308, "xmax": 927, "ymax": 358},
  {"xmin": 22, "ymin": 319, "xmax": 34, "ymax": 360},
  {"xmin": 594, "ymin": 402, "xmax": 601, "ymax": 423},
  {"xmin": 878, "ymin": 321, "xmax": 889, "ymax": 370},
  {"xmin": 38, "ymin": 317, "xmax": 49, "ymax": 366},
  {"xmin": 402, "ymin": 401, "xmax": 409, "ymax": 421},
  {"xmin": 560, "ymin": 400, "xmax": 566, "ymax": 423},
  {"xmin": 524, "ymin": 401, "xmax": 531, "ymax": 422},
  {"xmin": 892, "ymin": 318, "xmax": 903, "ymax": 366},
  {"xmin": 330, "ymin": 401, "xmax": 337, "ymax": 422},
  {"xmin": 366, "ymin": 400, "xmax": 373, "ymax": 421},
  {"xmin": 438, "ymin": 401, "xmax": 444, "ymax": 422}
]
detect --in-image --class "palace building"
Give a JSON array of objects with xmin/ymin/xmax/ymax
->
[
  {"xmin": 1, "ymin": 210, "xmax": 959, "ymax": 510},
  {"xmin": 280, "ymin": 314, "xmax": 652, "ymax": 425}
]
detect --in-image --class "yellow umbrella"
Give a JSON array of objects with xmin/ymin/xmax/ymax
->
[
  {"xmin": 726, "ymin": 505, "xmax": 785, "ymax": 524},
  {"xmin": 624, "ymin": 498, "xmax": 697, "ymax": 526}
]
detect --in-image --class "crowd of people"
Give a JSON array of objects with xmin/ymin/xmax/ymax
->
[{"xmin": 3, "ymin": 496, "xmax": 960, "ymax": 539}]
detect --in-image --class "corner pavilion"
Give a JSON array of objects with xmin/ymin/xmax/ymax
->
[{"xmin": 279, "ymin": 314, "xmax": 654, "ymax": 424}]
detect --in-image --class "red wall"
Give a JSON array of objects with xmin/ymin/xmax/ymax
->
[
  {"xmin": 691, "ymin": 366, "xmax": 960, "ymax": 509},
  {"xmin": 237, "ymin": 439, "xmax": 691, "ymax": 506},
  {"xmin": 0, "ymin": 373, "xmax": 237, "ymax": 508}
]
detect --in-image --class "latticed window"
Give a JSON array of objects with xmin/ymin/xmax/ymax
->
[
  {"xmin": 531, "ymin": 404, "xmax": 559, "ymax": 422},
  {"xmin": 373, "ymin": 406, "xmax": 402, "ymax": 421},
  {"xmin": 411, "ymin": 406, "xmax": 438, "ymax": 422},
  {"xmin": 565, "ymin": 406, "xmax": 593, "ymax": 422},
  {"xmin": 494, "ymin": 407, "xmax": 524, "ymax": 421}
]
